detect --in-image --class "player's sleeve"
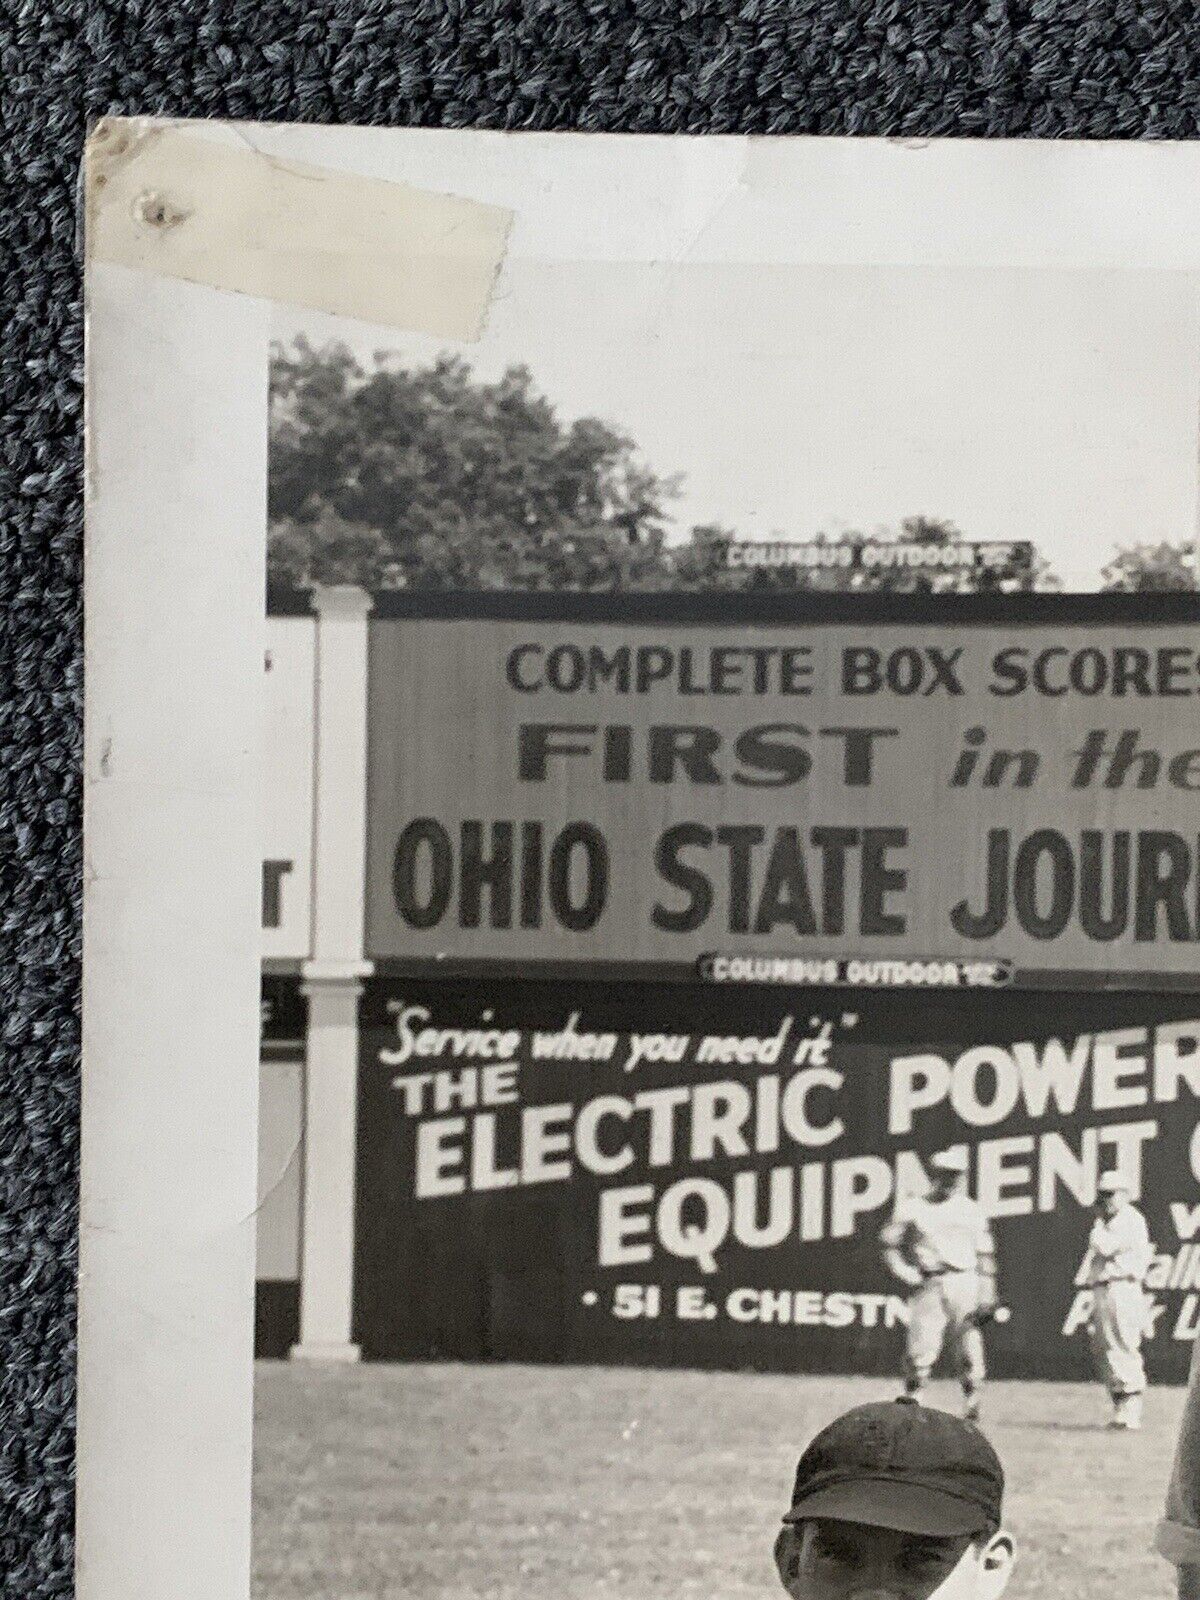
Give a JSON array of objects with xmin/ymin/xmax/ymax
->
[
  {"xmin": 878, "ymin": 1195, "xmax": 912, "ymax": 1249},
  {"xmin": 1109, "ymin": 1209, "xmax": 1153, "ymax": 1279},
  {"xmin": 880, "ymin": 1198, "xmax": 923, "ymax": 1286},
  {"xmin": 1129, "ymin": 1209, "xmax": 1154, "ymax": 1279},
  {"xmin": 974, "ymin": 1205, "xmax": 997, "ymax": 1279},
  {"xmin": 1077, "ymin": 1225, "xmax": 1098, "ymax": 1285},
  {"xmin": 1157, "ymin": 1334, "xmax": 1200, "ymax": 1569}
]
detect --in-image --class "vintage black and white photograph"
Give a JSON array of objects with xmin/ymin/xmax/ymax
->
[{"xmin": 82, "ymin": 124, "xmax": 1200, "ymax": 1600}]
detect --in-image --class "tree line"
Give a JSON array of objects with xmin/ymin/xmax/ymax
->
[{"xmin": 268, "ymin": 339, "xmax": 1193, "ymax": 594}]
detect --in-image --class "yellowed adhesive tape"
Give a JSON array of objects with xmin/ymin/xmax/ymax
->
[{"xmin": 85, "ymin": 118, "xmax": 512, "ymax": 338}]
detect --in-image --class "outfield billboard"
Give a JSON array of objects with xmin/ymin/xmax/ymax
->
[
  {"xmin": 262, "ymin": 615, "xmax": 316, "ymax": 962},
  {"xmin": 364, "ymin": 602, "xmax": 1200, "ymax": 985},
  {"xmin": 353, "ymin": 978, "xmax": 1200, "ymax": 1381}
]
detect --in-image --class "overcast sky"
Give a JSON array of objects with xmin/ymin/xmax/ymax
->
[{"xmin": 277, "ymin": 259, "xmax": 1200, "ymax": 591}]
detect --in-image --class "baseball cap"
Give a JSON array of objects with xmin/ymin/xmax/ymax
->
[
  {"xmin": 783, "ymin": 1400, "xmax": 1004, "ymax": 1539},
  {"xmin": 1097, "ymin": 1171, "xmax": 1131, "ymax": 1194},
  {"xmin": 929, "ymin": 1148, "xmax": 970, "ymax": 1175}
]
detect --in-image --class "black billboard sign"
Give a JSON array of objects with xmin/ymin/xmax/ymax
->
[{"xmin": 353, "ymin": 978, "xmax": 1200, "ymax": 1381}]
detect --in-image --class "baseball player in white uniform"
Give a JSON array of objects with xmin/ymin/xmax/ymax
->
[
  {"xmin": 1080, "ymin": 1170, "xmax": 1154, "ymax": 1431},
  {"xmin": 880, "ymin": 1148, "xmax": 997, "ymax": 1421}
]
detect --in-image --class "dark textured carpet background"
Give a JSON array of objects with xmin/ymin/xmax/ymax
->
[{"xmin": 5, "ymin": 4, "xmax": 1200, "ymax": 1593}]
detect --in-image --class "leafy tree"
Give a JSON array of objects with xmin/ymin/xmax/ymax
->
[
  {"xmin": 269, "ymin": 505, "xmax": 401, "ymax": 589},
  {"xmin": 268, "ymin": 340, "xmax": 1055, "ymax": 593},
  {"xmin": 668, "ymin": 523, "xmax": 741, "ymax": 588},
  {"xmin": 1101, "ymin": 542, "xmax": 1197, "ymax": 593},
  {"xmin": 269, "ymin": 339, "xmax": 678, "ymax": 590}
]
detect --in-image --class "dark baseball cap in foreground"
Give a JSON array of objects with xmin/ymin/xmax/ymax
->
[{"xmin": 783, "ymin": 1399, "xmax": 1004, "ymax": 1539}]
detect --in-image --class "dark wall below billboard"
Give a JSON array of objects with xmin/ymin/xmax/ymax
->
[
  {"xmin": 256, "ymin": 975, "xmax": 305, "ymax": 1359},
  {"xmin": 353, "ymin": 978, "xmax": 1200, "ymax": 1382},
  {"xmin": 255, "ymin": 1281, "xmax": 300, "ymax": 1360}
]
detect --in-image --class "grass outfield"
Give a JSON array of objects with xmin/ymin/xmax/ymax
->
[{"xmin": 253, "ymin": 1362, "xmax": 1185, "ymax": 1600}]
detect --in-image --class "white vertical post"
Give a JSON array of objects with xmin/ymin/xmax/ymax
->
[
  {"xmin": 292, "ymin": 585, "xmax": 373, "ymax": 1362},
  {"xmin": 80, "ymin": 267, "xmax": 267, "ymax": 1600}
]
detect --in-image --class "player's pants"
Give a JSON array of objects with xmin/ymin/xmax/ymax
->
[
  {"xmin": 1089, "ymin": 1279, "xmax": 1150, "ymax": 1398},
  {"xmin": 904, "ymin": 1270, "xmax": 985, "ymax": 1394}
]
